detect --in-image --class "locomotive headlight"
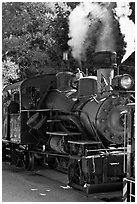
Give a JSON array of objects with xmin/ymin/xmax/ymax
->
[
  {"xmin": 112, "ymin": 74, "xmax": 134, "ymax": 90},
  {"xmin": 120, "ymin": 75, "xmax": 133, "ymax": 89}
]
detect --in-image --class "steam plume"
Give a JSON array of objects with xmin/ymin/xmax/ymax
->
[
  {"xmin": 114, "ymin": 2, "xmax": 135, "ymax": 62},
  {"xmin": 68, "ymin": 2, "xmax": 135, "ymax": 63},
  {"xmin": 67, "ymin": 3, "xmax": 91, "ymax": 62},
  {"xmin": 68, "ymin": 2, "xmax": 115, "ymax": 62}
]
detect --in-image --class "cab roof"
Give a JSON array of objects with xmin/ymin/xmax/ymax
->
[{"xmin": 3, "ymin": 73, "xmax": 56, "ymax": 92}]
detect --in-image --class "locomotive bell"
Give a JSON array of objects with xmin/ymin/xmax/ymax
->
[{"xmin": 92, "ymin": 51, "xmax": 117, "ymax": 94}]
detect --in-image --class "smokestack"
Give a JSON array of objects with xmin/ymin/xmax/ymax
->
[{"xmin": 92, "ymin": 51, "xmax": 117, "ymax": 94}]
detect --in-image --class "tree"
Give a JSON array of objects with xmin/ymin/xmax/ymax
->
[
  {"xmin": 2, "ymin": 57, "xmax": 20, "ymax": 87},
  {"xmin": 2, "ymin": 2, "xmax": 72, "ymax": 84},
  {"xmin": 2, "ymin": 2, "xmax": 135, "ymax": 86},
  {"xmin": 129, "ymin": 2, "xmax": 135, "ymax": 23}
]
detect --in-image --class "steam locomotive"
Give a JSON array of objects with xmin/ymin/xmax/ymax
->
[{"xmin": 2, "ymin": 51, "xmax": 135, "ymax": 193}]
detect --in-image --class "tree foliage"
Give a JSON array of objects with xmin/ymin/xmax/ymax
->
[
  {"xmin": 129, "ymin": 2, "xmax": 135, "ymax": 23},
  {"xmin": 2, "ymin": 57, "xmax": 20, "ymax": 86},
  {"xmin": 2, "ymin": 2, "xmax": 135, "ymax": 87},
  {"xmin": 2, "ymin": 2, "xmax": 71, "ymax": 86}
]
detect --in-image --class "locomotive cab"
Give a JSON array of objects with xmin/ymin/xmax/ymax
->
[{"xmin": 2, "ymin": 74, "xmax": 57, "ymax": 144}]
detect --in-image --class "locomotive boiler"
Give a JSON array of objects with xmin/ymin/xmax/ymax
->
[
  {"xmin": 31, "ymin": 51, "xmax": 133, "ymax": 151},
  {"xmin": 2, "ymin": 51, "xmax": 135, "ymax": 193}
]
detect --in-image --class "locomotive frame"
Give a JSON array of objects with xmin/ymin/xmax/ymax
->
[{"xmin": 2, "ymin": 51, "xmax": 135, "ymax": 195}]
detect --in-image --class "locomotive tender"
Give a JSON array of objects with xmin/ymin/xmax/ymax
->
[{"xmin": 2, "ymin": 51, "xmax": 134, "ymax": 193}]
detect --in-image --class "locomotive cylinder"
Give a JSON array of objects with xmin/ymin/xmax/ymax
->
[{"xmin": 50, "ymin": 136, "xmax": 66, "ymax": 153}]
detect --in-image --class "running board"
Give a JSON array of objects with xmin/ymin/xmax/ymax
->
[{"xmin": 46, "ymin": 131, "xmax": 81, "ymax": 136}]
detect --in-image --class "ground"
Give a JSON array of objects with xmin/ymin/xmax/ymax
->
[{"xmin": 2, "ymin": 162, "xmax": 122, "ymax": 202}]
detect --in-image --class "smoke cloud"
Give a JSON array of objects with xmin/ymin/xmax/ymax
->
[
  {"xmin": 114, "ymin": 2, "xmax": 135, "ymax": 62},
  {"xmin": 68, "ymin": 2, "xmax": 135, "ymax": 63},
  {"xmin": 68, "ymin": 2, "xmax": 115, "ymax": 62},
  {"xmin": 67, "ymin": 3, "xmax": 91, "ymax": 62}
]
